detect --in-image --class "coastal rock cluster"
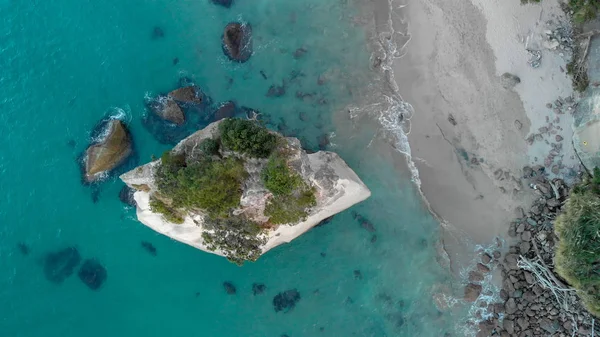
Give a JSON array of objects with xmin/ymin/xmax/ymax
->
[
  {"xmin": 524, "ymin": 95, "xmax": 578, "ymax": 176},
  {"xmin": 471, "ymin": 166, "xmax": 599, "ymax": 337}
]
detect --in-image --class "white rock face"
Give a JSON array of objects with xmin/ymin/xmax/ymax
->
[{"xmin": 120, "ymin": 121, "xmax": 371, "ymax": 258}]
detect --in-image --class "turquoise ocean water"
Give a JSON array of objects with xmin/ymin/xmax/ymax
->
[{"xmin": 0, "ymin": 0, "xmax": 464, "ymax": 336}]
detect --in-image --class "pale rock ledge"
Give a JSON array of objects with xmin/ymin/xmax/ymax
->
[{"xmin": 120, "ymin": 121, "xmax": 371, "ymax": 259}]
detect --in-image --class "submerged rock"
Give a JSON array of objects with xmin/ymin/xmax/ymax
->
[
  {"xmin": 266, "ymin": 85, "xmax": 286, "ymax": 97},
  {"xmin": 223, "ymin": 281, "xmax": 236, "ymax": 295},
  {"xmin": 211, "ymin": 0, "xmax": 233, "ymax": 8},
  {"xmin": 78, "ymin": 258, "xmax": 107, "ymax": 290},
  {"xmin": 252, "ymin": 283, "xmax": 266, "ymax": 295},
  {"xmin": 17, "ymin": 242, "xmax": 30, "ymax": 256},
  {"xmin": 273, "ymin": 289, "xmax": 301, "ymax": 313},
  {"xmin": 118, "ymin": 185, "xmax": 136, "ymax": 207},
  {"xmin": 84, "ymin": 120, "xmax": 132, "ymax": 183},
  {"xmin": 351, "ymin": 211, "xmax": 376, "ymax": 232},
  {"xmin": 151, "ymin": 26, "xmax": 164, "ymax": 39},
  {"xmin": 43, "ymin": 247, "xmax": 81, "ymax": 284},
  {"xmin": 222, "ymin": 22, "xmax": 252, "ymax": 62},
  {"xmin": 141, "ymin": 241, "xmax": 157, "ymax": 256}
]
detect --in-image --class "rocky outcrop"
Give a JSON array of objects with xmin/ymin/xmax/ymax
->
[
  {"xmin": 168, "ymin": 86, "xmax": 202, "ymax": 104},
  {"xmin": 84, "ymin": 120, "xmax": 132, "ymax": 182},
  {"xmin": 150, "ymin": 98, "xmax": 185, "ymax": 125},
  {"xmin": 120, "ymin": 120, "xmax": 371, "ymax": 260},
  {"xmin": 222, "ymin": 22, "xmax": 252, "ymax": 62},
  {"xmin": 474, "ymin": 167, "xmax": 598, "ymax": 337}
]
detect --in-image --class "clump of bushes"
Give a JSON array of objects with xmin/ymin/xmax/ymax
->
[
  {"xmin": 219, "ymin": 118, "xmax": 278, "ymax": 158},
  {"xmin": 201, "ymin": 216, "xmax": 266, "ymax": 265},
  {"xmin": 261, "ymin": 154, "xmax": 302, "ymax": 195},
  {"xmin": 150, "ymin": 197, "xmax": 184, "ymax": 224},
  {"xmin": 155, "ymin": 150, "xmax": 247, "ymax": 218},
  {"xmin": 569, "ymin": 0, "xmax": 600, "ymax": 23},
  {"xmin": 555, "ymin": 168, "xmax": 600, "ymax": 316},
  {"xmin": 261, "ymin": 153, "xmax": 316, "ymax": 224}
]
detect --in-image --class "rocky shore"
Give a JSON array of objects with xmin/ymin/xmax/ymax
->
[{"xmin": 463, "ymin": 165, "xmax": 600, "ymax": 337}]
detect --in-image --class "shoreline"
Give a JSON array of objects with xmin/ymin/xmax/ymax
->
[{"xmin": 376, "ymin": 0, "xmax": 578, "ymax": 275}]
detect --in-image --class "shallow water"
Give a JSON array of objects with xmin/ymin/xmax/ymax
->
[{"xmin": 0, "ymin": 0, "xmax": 464, "ymax": 336}]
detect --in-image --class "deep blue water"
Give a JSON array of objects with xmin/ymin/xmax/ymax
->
[{"xmin": 0, "ymin": 1, "xmax": 462, "ymax": 336}]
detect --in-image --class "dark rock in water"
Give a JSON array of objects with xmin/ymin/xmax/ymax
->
[
  {"xmin": 320, "ymin": 252, "xmax": 326, "ymax": 257},
  {"xmin": 319, "ymin": 327, "xmax": 325, "ymax": 332},
  {"xmin": 222, "ymin": 22, "xmax": 252, "ymax": 63},
  {"xmin": 43, "ymin": 247, "xmax": 81, "ymax": 284},
  {"xmin": 273, "ymin": 289, "xmax": 301, "ymax": 313},
  {"xmin": 280, "ymin": 335, "xmax": 290, "ymax": 337},
  {"xmin": 252, "ymin": 283, "xmax": 266, "ymax": 295},
  {"xmin": 169, "ymin": 86, "xmax": 202, "ymax": 105},
  {"xmin": 223, "ymin": 281, "xmax": 236, "ymax": 295},
  {"xmin": 141, "ymin": 241, "xmax": 157, "ymax": 256},
  {"xmin": 317, "ymin": 134, "xmax": 330, "ymax": 151},
  {"xmin": 149, "ymin": 96, "xmax": 185, "ymax": 125},
  {"xmin": 353, "ymin": 270, "xmax": 362, "ymax": 280},
  {"xmin": 314, "ymin": 215, "xmax": 334, "ymax": 228},
  {"xmin": 351, "ymin": 211, "xmax": 376, "ymax": 232},
  {"xmin": 118, "ymin": 185, "xmax": 136, "ymax": 207},
  {"xmin": 172, "ymin": 57, "xmax": 179, "ymax": 65},
  {"xmin": 17, "ymin": 242, "xmax": 30, "ymax": 255},
  {"xmin": 211, "ymin": 0, "xmax": 233, "ymax": 8},
  {"xmin": 370, "ymin": 235, "xmax": 377, "ymax": 243},
  {"xmin": 213, "ymin": 101, "xmax": 237, "ymax": 121},
  {"xmin": 260, "ymin": 70, "xmax": 268, "ymax": 80},
  {"xmin": 78, "ymin": 258, "xmax": 107, "ymax": 290},
  {"xmin": 67, "ymin": 139, "xmax": 76, "ymax": 148},
  {"xmin": 266, "ymin": 85, "xmax": 286, "ymax": 97},
  {"xmin": 345, "ymin": 296, "xmax": 354, "ymax": 305},
  {"xmin": 151, "ymin": 26, "xmax": 165, "ymax": 39},
  {"xmin": 83, "ymin": 120, "xmax": 133, "ymax": 183}
]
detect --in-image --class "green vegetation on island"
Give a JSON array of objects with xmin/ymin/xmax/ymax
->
[
  {"xmin": 149, "ymin": 118, "xmax": 316, "ymax": 264},
  {"xmin": 555, "ymin": 168, "xmax": 600, "ymax": 316}
]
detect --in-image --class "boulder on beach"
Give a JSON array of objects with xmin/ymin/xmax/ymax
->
[
  {"xmin": 500, "ymin": 72, "xmax": 521, "ymax": 90},
  {"xmin": 464, "ymin": 283, "xmax": 482, "ymax": 302},
  {"xmin": 78, "ymin": 258, "xmax": 107, "ymax": 290},
  {"xmin": 84, "ymin": 120, "xmax": 132, "ymax": 183},
  {"xmin": 43, "ymin": 247, "xmax": 81, "ymax": 284},
  {"xmin": 222, "ymin": 22, "xmax": 252, "ymax": 62},
  {"xmin": 168, "ymin": 86, "xmax": 202, "ymax": 104}
]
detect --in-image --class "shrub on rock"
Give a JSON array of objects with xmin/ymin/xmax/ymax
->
[{"xmin": 555, "ymin": 168, "xmax": 600, "ymax": 316}]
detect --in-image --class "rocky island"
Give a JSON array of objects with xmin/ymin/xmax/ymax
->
[{"xmin": 120, "ymin": 119, "xmax": 370, "ymax": 264}]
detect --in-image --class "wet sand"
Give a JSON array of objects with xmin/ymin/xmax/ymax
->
[{"xmin": 362, "ymin": 0, "xmax": 576, "ymax": 274}]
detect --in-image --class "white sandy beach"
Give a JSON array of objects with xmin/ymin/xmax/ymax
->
[{"xmin": 366, "ymin": 0, "xmax": 578, "ymax": 271}]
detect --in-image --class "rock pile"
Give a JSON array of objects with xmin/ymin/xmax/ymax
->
[{"xmin": 472, "ymin": 166, "xmax": 599, "ymax": 336}]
